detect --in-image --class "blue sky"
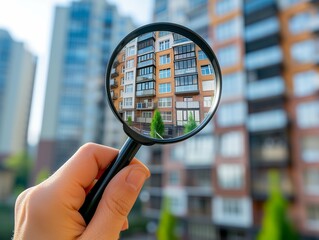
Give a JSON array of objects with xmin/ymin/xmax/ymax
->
[{"xmin": 0, "ymin": 0, "xmax": 153, "ymax": 145}]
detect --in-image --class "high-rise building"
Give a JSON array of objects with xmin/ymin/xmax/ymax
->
[
  {"xmin": 145, "ymin": 0, "xmax": 319, "ymax": 239},
  {"xmin": 0, "ymin": 29, "xmax": 37, "ymax": 162},
  {"xmin": 35, "ymin": 0, "xmax": 135, "ymax": 175}
]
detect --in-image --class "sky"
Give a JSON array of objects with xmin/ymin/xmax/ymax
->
[{"xmin": 0, "ymin": 0, "xmax": 153, "ymax": 145}]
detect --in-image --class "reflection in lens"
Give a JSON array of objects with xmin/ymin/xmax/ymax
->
[{"xmin": 109, "ymin": 31, "xmax": 216, "ymax": 139}]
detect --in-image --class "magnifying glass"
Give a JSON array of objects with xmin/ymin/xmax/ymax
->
[{"xmin": 79, "ymin": 22, "xmax": 222, "ymax": 224}]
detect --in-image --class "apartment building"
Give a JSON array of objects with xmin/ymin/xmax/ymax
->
[
  {"xmin": 145, "ymin": 0, "xmax": 319, "ymax": 239},
  {"xmin": 0, "ymin": 29, "xmax": 37, "ymax": 162},
  {"xmin": 35, "ymin": 0, "xmax": 135, "ymax": 175},
  {"xmin": 110, "ymin": 31, "xmax": 215, "ymax": 139}
]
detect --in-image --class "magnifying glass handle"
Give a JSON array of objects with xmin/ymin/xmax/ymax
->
[{"xmin": 79, "ymin": 137, "xmax": 141, "ymax": 224}]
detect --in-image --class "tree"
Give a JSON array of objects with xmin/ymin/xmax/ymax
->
[
  {"xmin": 157, "ymin": 197, "xmax": 179, "ymax": 240},
  {"xmin": 150, "ymin": 109, "xmax": 164, "ymax": 139},
  {"xmin": 184, "ymin": 112, "xmax": 197, "ymax": 134},
  {"xmin": 257, "ymin": 171, "xmax": 299, "ymax": 240},
  {"xmin": 127, "ymin": 116, "xmax": 133, "ymax": 126},
  {"xmin": 4, "ymin": 151, "xmax": 32, "ymax": 193}
]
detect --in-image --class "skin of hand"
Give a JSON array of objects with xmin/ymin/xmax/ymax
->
[{"xmin": 14, "ymin": 143, "xmax": 150, "ymax": 240}]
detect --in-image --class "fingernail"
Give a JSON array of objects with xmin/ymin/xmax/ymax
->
[{"xmin": 126, "ymin": 168, "xmax": 148, "ymax": 191}]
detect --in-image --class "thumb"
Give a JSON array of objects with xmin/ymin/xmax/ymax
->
[{"xmin": 80, "ymin": 160, "xmax": 150, "ymax": 240}]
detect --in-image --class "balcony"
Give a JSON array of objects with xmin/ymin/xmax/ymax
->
[
  {"xmin": 247, "ymin": 76, "xmax": 285, "ymax": 100},
  {"xmin": 110, "ymin": 79, "xmax": 118, "ymax": 89},
  {"xmin": 175, "ymin": 84, "xmax": 199, "ymax": 95},
  {"xmin": 136, "ymin": 101, "xmax": 157, "ymax": 110},
  {"xmin": 137, "ymin": 32, "xmax": 155, "ymax": 42},
  {"xmin": 110, "ymin": 69, "xmax": 119, "ymax": 78},
  {"xmin": 251, "ymin": 170, "xmax": 293, "ymax": 200},
  {"xmin": 245, "ymin": 45, "xmax": 283, "ymax": 71},
  {"xmin": 137, "ymin": 46, "xmax": 155, "ymax": 56},
  {"xmin": 248, "ymin": 109, "xmax": 288, "ymax": 132},
  {"xmin": 110, "ymin": 92, "xmax": 118, "ymax": 100},
  {"xmin": 137, "ymin": 59, "xmax": 155, "ymax": 68},
  {"xmin": 245, "ymin": 17, "xmax": 280, "ymax": 43},
  {"xmin": 136, "ymin": 73, "xmax": 155, "ymax": 82},
  {"xmin": 112, "ymin": 59, "xmax": 119, "ymax": 68},
  {"xmin": 175, "ymin": 67, "xmax": 197, "ymax": 76},
  {"xmin": 188, "ymin": 196, "xmax": 212, "ymax": 219},
  {"xmin": 244, "ymin": 0, "xmax": 278, "ymax": 25},
  {"xmin": 176, "ymin": 101, "xmax": 200, "ymax": 109},
  {"xmin": 136, "ymin": 117, "xmax": 152, "ymax": 123},
  {"xmin": 136, "ymin": 89, "xmax": 156, "ymax": 97}
]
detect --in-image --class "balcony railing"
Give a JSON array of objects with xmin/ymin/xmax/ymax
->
[
  {"xmin": 136, "ymin": 73, "xmax": 156, "ymax": 82},
  {"xmin": 136, "ymin": 101, "xmax": 156, "ymax": 110},
  {"xmin": 110, "ymin": 79, "xmax": 118, "ymax": 89},
  {"xmin": 175, "ymin": 67, "xmax": 197, "ymax": 75},
  {"xmin": 137, "ymin": 46, "xmax": 155, "ymax": 55},
  {"xmin": 138, "ymin": 32, "xmax": 155, "ymax": 42},
  {"xmin": 175, "ymin": 84, "xmax": 199, "ymax": 94},
  {"xmin": 176, "ymin": 101, "xmax": 200, "ymax": 109},
  {"xmin": 248, "ymin": 109, "xmax": 288, "ymax": 132},
  {"xmin": 110, "ymin": 92, "xmax": 118, "ymax": 100},
  {"xmin": 247, "ymin": 76, "xmax": 285, "ymax": 100},
  {"xmin": 110, "ymin": 69, "xmax": 119, "ymax": 78},
  {"xmin": 136, "ymin": 117, "xmax": 152, "ymax": 123},
  {"xmin": 136, "ymin": 89, "xmax": 156, "ymax": 97},
  {"xmin": 137, "ymin": 59, "xmax": 155, "ymax": 68}
]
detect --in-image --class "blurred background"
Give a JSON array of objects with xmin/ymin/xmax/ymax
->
[{"xmin": 0, "ymin": 0, "xmax": 319, "ymax": 239}]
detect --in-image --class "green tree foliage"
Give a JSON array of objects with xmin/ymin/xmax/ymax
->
[
  {"xmin": 4, "ymin": 151, "xmax": 32, "ymax": 191},
  {"xmin": 35, "ymin": 168, "xmax": 50, "ymax": 185},
  {"xmin": 127, "ymin": 116, "xmax": 133, "ymax": 126},
  {"xmin": 184, "ymin": 112, "xmax": 197, "ymax": 134},
  {"xmin": 157, "ymin": 197, "xmax": 179, "ymax": 240},
  {"xmin": 257, "ymin": 171, "xmax": 299, "ymax": 240},
  {"xmin": 150, "ymin": 109, "xmax": 164, "ymax": 139}
]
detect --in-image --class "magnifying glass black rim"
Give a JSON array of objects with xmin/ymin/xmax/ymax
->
[{"xmin": 105, "ymin": 22, "xmax": 222, "ymax": 145}]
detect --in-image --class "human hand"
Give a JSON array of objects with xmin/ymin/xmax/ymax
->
[{"xmin": 14, "ymin": 143, "xmax": 150, "ymax": 240}]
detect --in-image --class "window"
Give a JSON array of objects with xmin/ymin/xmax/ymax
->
[
  {"xmin": 137, "ymin": 66, "xmax": 154, "ymax": 76},
  {"xmin": 161, "ymin": 111, "xmax": 172, "ymax": 122},
  {"xmin": 142, "ymin": 111, "xmax": 152, "ymax": 118},
  {"xmin": 293, "ymin": 71, "xmax": 319, "ymax": 97},
  {"xmin": 168, "ymin": 171, "xmax": 180, "ymax": 185},
  {"xmin": 217, "ymin": 164, "xmax": 244, "ymax": 189},
  {"xmin": 202, "ymin": 80, "xmax": 214, "ymax": 91},
  {"xmin": 159, "ymin": 40, "xmax": 170, "ymax": 51},
  {"xmin": 125, "ymin": 111, "xmax": 133, "ymax": 121},
  {"xmin": 245, "ymin": 45, "xmax": 282, "ymax": 70},
  {"xmin": 125, "ymin": 84, "xmax": 133, "ymax": 93},
  {"xmin": 245, "ymin": 17, "xmax": 279, "ymax": 42},
  {"xmin": 220, "ymin": 131, "xmax": 243, "ymax": 158},
  {"xmin": 126, "ymin": 46, "xmax": 135, "ymax": 56},
  {"xmin": 201, "ymin": 65, "xmax": 213, "ymax": 75},
  {"xmin": 159, "ymin": 83, "xmax": 171, "ymax": 93},
  {"xmin": 175, "ymin": 59, "xmax": 196, "ymax": 70},
  {"xmin": 136, "ymin": 81, "xmax": 155, "ymax": 91},
  {"xmin": 176, "ymin": 110, "xmax": 200, "ymax": 126},
  {"xmin": 289, "ymin": 12, "xmax": 310, "ymax": 35},
  {"xmin": 222, "ymin": 198, "xmax": 242, "ymax": 216},
  {"xmin": 159, "ymin": 54, "xmax": 170, "ymax": 65},
  {"xmin": 159, "ymin": 31, "xmax": 170, "ymax": 37},
  {"xmin": 216, "ymin": 0, "xmax": 241, "ymax": 15},
  {"xmin": 307, "ymin": 205, "xmax": 319, "ymax": 229},
  {"xmin": 217, "ymin": 45, "xmax": 240, "ymax": 67},
  {"xmin": 158, "ymin": 97, "xmax": 172, "ymax": 108},
  {"xmin": 198, "ymin": 50, "xmax": 207, "ymax": 60},
  {"xmin": 138, "ymin": 53, "xmax": 154, "ymax": 63},
  {"xmin": 125, "ymin": 71, "xmax": 134, "ymax": 81},
  {"xmin": 222, "ymin": 72, "xmax": 245, "ymax": 99},
  {"xmin": 174, "ymin": 43, "xmax": 195, "ymax": 60},
  {"xmin": 121, "ymin": 66, "xmax": 125, "ymax": 73},
  {"xmin": 216, "ymin": 17, "xmax": 242, "ymax": 42},
  {"xmin": 291, "ymin": 40, "xmax": 315, "ymax": 64},
  {"xmin": 121, "ymin": 77, "xmax": 124, "ymax": 85},
  {"xmin": 203, "ymin": 96, "xmax": 212, "ymax": 107},
  {"xmin": 159, "ymin": 68, "xmax": 171, "ymax": 78},
  {"xmin": 124, "ymin": 97, "xmax": 133, "ymax": 107},
  {"xmin": 304, "ymin": 169, "xmax": 319, "ymax": 195},
  {"xmin": 126, "ymin": 59, "xmax": 134, "ymax": 68},
  {"xmin": 175, "ymin": 75, "xmax": 198, "ymax": 93},
  {"xmin": 138, "ymin": 38, "xmax": 155, "ymax": 50},
  {"xmin": 120, "ymin": 89, "xmax": 123, "ymax": 97},
  {"xmin": 217, "ymin": 102, "xmax": 246, "ymax": 127},
  {"xmin": 296, "ymin": 101, "xmax": 319, "ymax": 128},
  {"xmin": 301, "ymin": 136, "xmax": 319, "ymax": 162}
]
